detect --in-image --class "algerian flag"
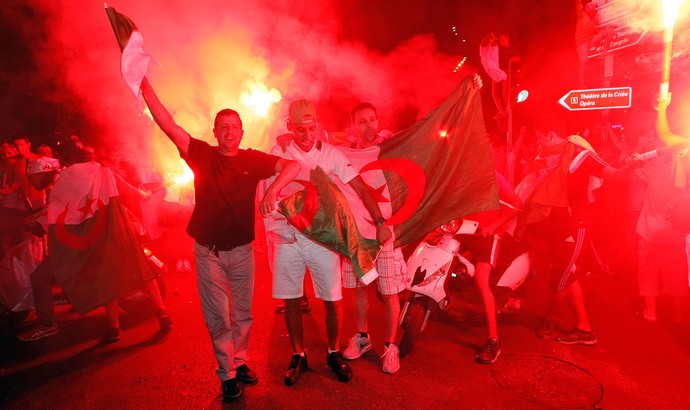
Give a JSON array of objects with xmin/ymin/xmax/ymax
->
[
  {"xmin": 314, "ymin": 77, "xmax": 498, "ymax": 249},
  {"xmin": 336, "ymin": 145, "xmax": 393, "ymax": 252},
  {"xmin": 46, "ymin": 162, "xmax": 155, "ymax": 314},
  {"xmin": 377, "ymin": 76, "xmax": 499, "ymax": 246},
  {"xmin": 105, "ymin": 5, "xmax": 157, "ymax": 106},
  {"xmin": 278, "ymin": 76, "xmax": 499, "ymax": 277},
  {"xmin": 277, "ymin": 167, "xmax": 381, "ymax": 283}
]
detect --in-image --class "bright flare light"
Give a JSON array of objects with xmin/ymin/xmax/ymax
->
[
  {"xmin": 439, "ymin": 130, "xmax": 448, "ymax": 138},
  {"xmin": 172, "ymin": 165, "xmax": 194, "ymax": 185},
  {"xmin": 662, "ymin": 0, "xmax": 685, "ymax": 29},
  {"xmin": 660, "ymin": 0, "xmax": 685, "ymax": 99},
  {"xmin": 239, "ymin": 81, "xmax": 282, "ymax": 117},
  {"xmin": 143, "ymin": 106, "xmax": 153, "ymax": 121}
]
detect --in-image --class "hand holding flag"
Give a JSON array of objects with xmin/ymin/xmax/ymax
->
[
  {"xmin": 278, "ymin": 75, "xmax": 500, "ymax": 281},
  {"xmin": 105, "ymin": 5, "xmax": 157, "ymax": 106}
]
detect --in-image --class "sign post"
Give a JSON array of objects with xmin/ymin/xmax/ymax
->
[
  {"xmin": 584, "ymin": 0, "xmax": 648, "ymax": 119},
  {"xmin": 558, "ymin": 87, "xmax": 632, "ymax": 111}
]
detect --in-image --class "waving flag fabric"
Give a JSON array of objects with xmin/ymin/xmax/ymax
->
[
  {"xmin": 278, "ymin": 76, "xmax": 499, "ymax": 274},
  {"xmin": 46, "ymin": 162, "xmax": 155, "ymax": 314},
  {"xmin": 105, "ymin": 6, "xmax": 156, "ymax": 105},
  {"xmin": 379, "ymin": 77, "xmax": 499, "ymax": 247},
  {"xmin": 336, "ymin": 145, "xmax": 393, "ymax": 249},
  {"xmin": 277, "ymin": 167, "xmax": 381, "ymax": 283}
]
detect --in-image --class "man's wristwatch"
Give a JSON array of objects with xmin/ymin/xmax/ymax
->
[{"xmin": 374, "ymin": 217, "xmax": 386, "ymax": 226}]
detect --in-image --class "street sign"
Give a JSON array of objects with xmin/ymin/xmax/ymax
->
[
  {"xmin": 558, "ymin": 87, "xmax": 632, "ymax": 111},
  {"xmin": 588, "ymin": 25, "xmax": 647, "ymax": 58},
  {"xmin": 595, "ymin": 0, "xmax": 645, "ymax": 27}
]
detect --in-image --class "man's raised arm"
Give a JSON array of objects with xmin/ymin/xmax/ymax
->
[{"xmin": 140, "ymin": 77, "xmax": 191, "ymax": 155}]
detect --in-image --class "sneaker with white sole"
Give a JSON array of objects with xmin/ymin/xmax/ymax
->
[
  {"xmin": 381, "ymin": 343, "xmax": 401, "ymax": 374},
  {"xmin": 343, "ymin": 333, "xmax": 372, "ymax": 360},
  {"xmin": 18, "ymin": 323, "xmax": 60, "ymax": 342},
  {"xmin": 555, "ymin": 328, "xmax": 597, "ymax": 345},
  {"xmin": 476, "ymin": 337, "xmax": 501, "ymax": 364}
]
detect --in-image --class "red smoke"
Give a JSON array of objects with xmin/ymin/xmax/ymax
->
[{"xmin": 14, "ymin": 0, "xmax": 471, "ymax": 180}]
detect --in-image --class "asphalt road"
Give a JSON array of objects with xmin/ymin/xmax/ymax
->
[{"xmin": 2, "ymin": 229, "xmax": 689, "ymax": 409}]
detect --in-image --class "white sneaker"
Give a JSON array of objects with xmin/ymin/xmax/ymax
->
[
  {"xmin": 342, "ymin": 333, "xmax": 372, "ymax": 360},
  {"xmin": 381, "ymin": 343, "xmax": 400, "ymax": 374},
  {"xmin": 18, "ymin": 323, "xmax": 60, "ymax": 342}
]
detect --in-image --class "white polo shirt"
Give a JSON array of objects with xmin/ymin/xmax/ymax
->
[{"xmin": 266, "ymin": 140, "xmax": 359, "ymax": 242}]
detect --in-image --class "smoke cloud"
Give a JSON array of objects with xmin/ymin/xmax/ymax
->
[
  {"xmin": 10, "ymin": 0, "xmax": 471, "ymax": 178},
  {"xmin": 5, "ymin": 0, "xmax": 690, "ymax": 179}
]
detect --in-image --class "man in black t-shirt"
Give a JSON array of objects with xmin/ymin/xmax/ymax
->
[{"xmin": 141, "ymin": 78, "xmax": 299, "ymax": 403}]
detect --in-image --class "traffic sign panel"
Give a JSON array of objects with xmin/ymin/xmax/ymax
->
[
  {"xmin": 559, "ymin": 87, "xmax": 632, "ymax": 111},
  {"xmin": 595, "ymin": 0, "xmax": 644, "ymax": 27},
  {"xmin": 588, "ymin": 25, "xmax": 647, "ymax": 58}
]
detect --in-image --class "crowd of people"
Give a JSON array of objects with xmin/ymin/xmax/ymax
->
[
  {"xmin": 0, "ymin": 133, "xmax": 172, "ymax": 344},
  {"xmin": 1, "ymin": 73, "xmax": 688, "ymax": 404}
]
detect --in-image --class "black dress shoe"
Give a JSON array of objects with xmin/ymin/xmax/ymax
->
[
  {"xmin": 327, "ymin": 351, "xmax": 353, "ymax": 382},
  {"xmin": 285, "ymin": 353, "xmax": 308, "ymax": 386},
  {"xmin": 157, "ymin": 309, "xmax": 172, "ymax": 329},
  {"xmin": 221, "ymin": 378, "xmax": 242, "ymax": 402},
  {"xmin": 236, "ymin": 364, "xmax": 258, "ymax": 385}
]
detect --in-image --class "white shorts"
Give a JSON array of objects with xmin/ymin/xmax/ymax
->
[
  {"xmin": 342, "ymin": 248, "xmax": 406, "ymax": 295},
  {"xmin": 273, "ymin": 233, "xmax": 342, "ymax": 302}
]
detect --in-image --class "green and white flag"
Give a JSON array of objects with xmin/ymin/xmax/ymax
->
[
  {"xmin": 47, "ymin": 162, "xmax": 155, "ymax": 314},
  {"xmin": 105, "ymin": 6, "xmax": 157, "ymax": 106},
  {"xmin": 279, "ymin": 77, "xmax": 499, "ymax": 278}
]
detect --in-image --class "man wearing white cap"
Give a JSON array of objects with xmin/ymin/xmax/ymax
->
[
  {"xmin": 25, "ymin": 156, "xmax": 61, "ymax": 208},
  {"xmin": 266, "ymin": 99, "xmax": 392, "ymax": 386}
]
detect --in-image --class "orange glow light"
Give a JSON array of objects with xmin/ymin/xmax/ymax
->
[
  {"xmin": 143, "ymin": 106, "xmax": 153, "ymax": 121},
  {"xmin": 662, "ymin": 0, "xmax": 685, "ymax": 29},
  {"xmin": 239, "ymin": 81, "xmax": 282, "ymax": 118},
  {"xmin": 439, "ymin": 130, "xmax": 448, "ymax": 138},
  {"xmin": 172, "ymin": 165, "xmax": 194, "ymax": 186}
]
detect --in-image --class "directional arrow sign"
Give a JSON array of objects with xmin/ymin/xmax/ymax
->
[
  {"xmin": 559, "ymin": 87, "xmax": 632, "ymax": 111},
  {"xmin": 588, "ymin": 26, "xmax": 647, "ymax": 58}
]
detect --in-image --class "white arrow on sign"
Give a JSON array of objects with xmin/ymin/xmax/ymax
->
[{"xmin": 559, "ymin": 87, "xmax": 632, "ymax": 111}]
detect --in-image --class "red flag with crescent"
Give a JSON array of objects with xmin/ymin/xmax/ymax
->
[
  {"xmin": 375, "ymin": 76, "xmax": 499, "ymax": 246},
  {"xmin": 276, "ymin": 167, "xmax": 381, "ymax": 281},
  {"xmin": 278, "ymin": 76, "xmax": 499, "ymax": 253},
  {"xmin": 46, "ymin": 162, "xmax": 155, "ymax": 314}
]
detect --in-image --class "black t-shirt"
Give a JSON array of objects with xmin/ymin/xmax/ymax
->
[{"xmin": 182, "ymin": 138, "xmax": 279, "ymax": 247}]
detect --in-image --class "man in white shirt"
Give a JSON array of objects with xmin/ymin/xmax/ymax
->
[{"xmin": 267, "ymin": 99, "xmax": 392, "ymax": 386}]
